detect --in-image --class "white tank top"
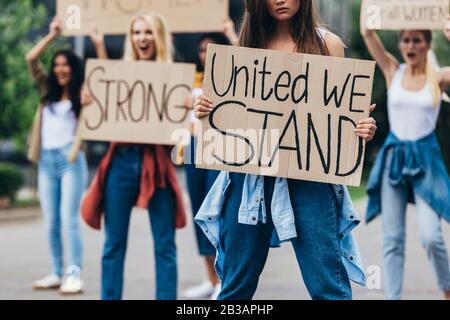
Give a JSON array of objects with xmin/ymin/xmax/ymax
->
[
  {"xmin": 41, "ymin": 100, "xmax": 77, "ymax": 150},
  {"xmin": 318, "ymin": 27, "xmax": 327, "ymax": 40},
  {"xmin": 388, "ymin": 64, "xmax": 440, "ymax": 141}
]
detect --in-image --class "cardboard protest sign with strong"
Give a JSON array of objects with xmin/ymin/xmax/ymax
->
[
  {"xmin": 195, "ymin": 44, "xmax": 375, "ymax": 187},
  {"xmin": 57, "ymin": 0, "xmax": 229, "ymax": 35},
  {"xmin": 362, "ymin": 0, "xmax": 449, "ymax": 30},
  {"xmin": 79, "ymin": 59, "xmax": 195, "ymax": 145}
]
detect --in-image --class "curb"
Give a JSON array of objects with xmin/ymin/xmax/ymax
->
[{"xmin": 0, "ymin": 206, "xmax": 41, "ymax": 222}]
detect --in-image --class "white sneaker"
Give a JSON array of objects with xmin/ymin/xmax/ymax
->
[
  {"xmin": 33, "ymin": 274, "xmax": 62, "ymax": 290},
  {"xmin": 210, "ymin": 283, "xmax": 221, "ymax": 300},
  {"xmin": 183, "ymin": 281, "xmax": 215, "ymax": 299},
  {"xmin": 60, "ymin": 265, "xmax": 84, "ymax": 295}
]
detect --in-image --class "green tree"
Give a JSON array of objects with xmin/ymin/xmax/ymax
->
[
  {"xmin": 434, "ymin": 32, "xmax": 450, "ymax": 169},
  {"xmin": 0, "ymin": 1, "xmax": 57, "ymax": 151}
]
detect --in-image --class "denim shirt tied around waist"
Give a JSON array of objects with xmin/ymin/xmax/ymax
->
[
  {"xmin": 195, "ymin": 172, "xmax": 366, "ymax": 286},
  {"xmin": 366, "ymin": 132, "xmax": 450, "ymax": 224}
]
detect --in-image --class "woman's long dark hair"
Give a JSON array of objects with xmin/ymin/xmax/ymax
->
[
  {"xmin": 239, "ymin": 0, "xmax": 329, "ymax": 55},
  {"xmin": 42, "ymin": 50, "xmax": 84, "ymax": 118},
  {"xmin": 197, "ymin": 33, "xmax": 230, "ymax": 71}
]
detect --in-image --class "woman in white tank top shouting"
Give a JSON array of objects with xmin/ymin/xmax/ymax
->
[{"xmin": 361, "ymin": 10, "xmax": 450, "ymax": 300}]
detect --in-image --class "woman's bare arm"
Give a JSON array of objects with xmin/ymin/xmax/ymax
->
[
  {"xmin": 89, "ymin": 28, "xmax": 108, "ymax": 59},
  {"xmin": 360, "ymin": 4, "xmax": 399, "ymax": 87}
]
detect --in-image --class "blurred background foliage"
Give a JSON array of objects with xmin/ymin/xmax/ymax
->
[{"xmin": 0, "ymin": 0, "xmax": 68, "ymax": 152}]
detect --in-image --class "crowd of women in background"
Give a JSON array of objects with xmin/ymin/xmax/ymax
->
[{"xmin": 25, "ymin": 0, "xmax": 450, "ymax": 300}]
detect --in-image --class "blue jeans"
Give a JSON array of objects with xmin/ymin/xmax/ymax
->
[
  {"xmin": 102, "ymin": 145, "xmax": 177, "ymax": 300},
  {"xmin": 38, "ymin": 144, "xmax": 88, "ymax": 277},
  {"xmin": 185, "ymin": 137, "xmax": 219, "ymax": 256},
  {"xmin": 216, "ymin": 173, "xmax": 351, "ymax": 300},
  {"xmin": 382, "ymin": 149, "xmax": 450, "ymax": 300}
]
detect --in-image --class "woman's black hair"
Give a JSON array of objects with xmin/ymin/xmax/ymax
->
[
  {"xmin": 42, "ymin": 50, "xmax": 84, "ymax": 118},
  {"xmin": 196, "ymin": 33, "xmax": 230, "ymax": 72}
]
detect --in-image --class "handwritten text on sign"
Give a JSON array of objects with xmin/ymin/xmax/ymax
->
[
  {"xmin": 57, "ymin": 0, "xmax": 229, "ymax": 35},
  {"xmin": 362, "ymin": 0, "xmax": 449, "ymax": 30},
  {"xmin": 80, "ymin": 59, "xmax": 195, "ymax": 145},
  {"xmin": 196, "ymin": 44, "xmax": 375, "ymax": 187}
]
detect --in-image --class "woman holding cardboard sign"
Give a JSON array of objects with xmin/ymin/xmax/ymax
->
[
  {"xmin": 84, "ymin": 12, "xmax": 186, "ymax": 300},
  {"xmin": 193, "ymin": 0, "xmax": 377, "ymax": 300},
  {"xmin": 26, "ymin": 18, "xmax": 90, "ymax": 294},
  {"xmin": 361, "ymin": 8, "xmax": 450, "ymax": 300}
]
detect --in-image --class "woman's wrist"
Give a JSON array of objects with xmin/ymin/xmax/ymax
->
[
  {"xmin": 360, "ymin": 25, "xmax": 374, "ymax": 38},
  {"xmin": 94, "ymin": 41, "xmax": 105, "ymax": 49},
  {"xmin": 46, "ymin": 33, "xmax": 58, "ymax": 42}
]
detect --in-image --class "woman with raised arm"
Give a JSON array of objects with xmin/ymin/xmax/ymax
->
[
  {"xmin": 84, "ymin": 13, "xmax": 186, "ymax": 300},
  {"xmin": 193, "ymin": 0, "xmax": 377, "ymax": 300},
  {"xmin": 361, "ymin": 6, "xmax": 450, "ymax": 300},
  {"xmin": 26, "ymin": 18, "xmax": 89, "ymax": 295}
]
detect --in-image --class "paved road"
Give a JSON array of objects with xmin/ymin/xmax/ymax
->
[{"xmin": 1, "ymin": 171, "xmax": 450, "ymax": 300}]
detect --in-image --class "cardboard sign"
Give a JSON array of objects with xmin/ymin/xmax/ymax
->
[
  {"xmin": 195, "ymin": 44, "xmax": 375, "ymax": 187},
  {"xmin": 79, "ymin": 59, "xmax": 195, "ymax": 145},
  {"xmin": 57, "ymin": 0, "xmax": 229, "ymax": 35},
  {"xmin": 362, "ymin": 0, "xmax": 449, "ymax": 30}
]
